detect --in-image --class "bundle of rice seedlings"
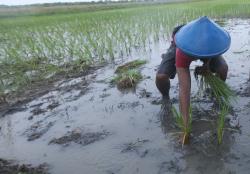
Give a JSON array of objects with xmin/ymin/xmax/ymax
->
[
  {"xmin": 172, "ymin": 106, "xmax": 192, "ymax": 145},
  {"xmin": 194, "ymin": 71, "xmax": 236, "ymax": 108},
  {"xmin": 112, "ymin": 69, "xmax": 142, "ymax": 89},
  {"xmin": 217, "ymin": 105, "xmax": 229, "ymax": 144},
  {"xmin": 111, "ymin": 59, "xmax": 146, "ymax": 89}
]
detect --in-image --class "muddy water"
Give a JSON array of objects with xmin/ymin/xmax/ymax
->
[{"xmin": 0, "ymin": 19, "xmax": 250, "ymax": 174}]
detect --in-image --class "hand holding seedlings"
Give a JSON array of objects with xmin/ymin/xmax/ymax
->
[
  {"xmin": 194, "ymin": 71, "xmax": 236, "ymax": 107},
  {"xmin": 194, "ymin": 60, "xmax": 211, "ymax": 78}
]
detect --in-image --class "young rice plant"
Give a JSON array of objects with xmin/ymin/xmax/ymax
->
[{"xmin": 172, "ymin": 106, "xmax": 192, "ymax": 145}]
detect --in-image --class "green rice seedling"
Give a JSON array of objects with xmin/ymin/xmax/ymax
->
[
  {"xmin": 107, "ymin": 36, "xmax": 115, "ymax": 61},
  {"xmin": 194, "ymin": 71, "xmax": 236, "ymax": 108},
  {"xmin": 112, "ymin": 69, "xmax": 142, "ymax": 89},
  {"xmin": 115, "ymin": 60, "xmax": 147, "ymax": 74},
  {"xmin": 217, "ymin": 105, "xmax": 228, "ymax": 144},
  {"xmin": 172, "ymin": 106, "xmax": 192, "ymax": 145}
]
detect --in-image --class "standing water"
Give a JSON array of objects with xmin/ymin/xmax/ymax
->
[{"xmin": 0, "ymin": 19, "xmax": 250, "ymax": 174}]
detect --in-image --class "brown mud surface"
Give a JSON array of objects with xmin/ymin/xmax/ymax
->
[{"xmin": 0, "ymin": 19, "xmax": 250, "ymax": 174}]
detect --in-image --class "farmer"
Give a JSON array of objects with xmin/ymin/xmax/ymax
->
[{"xmin": 156, "ymin": 16, "xmax": 231, "ymax": 135}]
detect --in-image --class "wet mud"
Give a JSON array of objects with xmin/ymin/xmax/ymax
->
[
  {"xmin": 24, "ymin": 121, "xmax": 55, "ymax": 141},
  {"xmin": 49, "ymin": 128, "xmax": 110, "ymax": 147},
  {"xmin": 0, "ymin": 158, "xmax": 49, "ymax": 174},
  {"xmin": 0, "ymin": 65, "xmax": 101, "ymax": 118},
  {"xmin": 0, "ymin": 19, "xmax": 250, "ymax": 174},
  {"xmin": 239, "ymin": 79, "xmax": 250, "ymax": 97}
]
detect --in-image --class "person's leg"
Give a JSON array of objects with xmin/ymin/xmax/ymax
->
[
  {"xmin": 209, "ymin": 56, "xmax": 228, "ymax": 81},
  {"xmin": 156, "ymin": 44, "xmax": 176, "ymax": 98},
  {"xmin": 156, "ymin": 73, "xmax": 170, "ymax": 99}
]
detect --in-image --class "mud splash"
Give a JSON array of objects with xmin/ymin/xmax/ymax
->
[{"xmin": 0, "ymin": 19, "xmax": 250, "ymax": 174}]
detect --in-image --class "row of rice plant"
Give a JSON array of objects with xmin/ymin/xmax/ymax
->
[{"xmin": 0, "ymin": 0, "xmax": 250, "ymax": 97}]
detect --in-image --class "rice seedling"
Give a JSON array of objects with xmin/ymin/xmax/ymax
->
[
  {"xmin": 171, "ymin": 106, "xmax": 192, "ymax": 145},
  {"xmin": 217, "ymin": 105, "xmax": 229, "ymax": 144}
]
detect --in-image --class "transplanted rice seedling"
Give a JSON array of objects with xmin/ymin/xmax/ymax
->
[
  {"xmin": 172, "ymin": 106, "xmax": 192, "ymax": 145},
  {"xmin": 217, "ymin": 105, "xmax": 228, "ymax": 144},
  {"xmin": 112, "ymin": 69, "xmax": 142, "ymax": 89},
  {"xmin": 194, "ymin": 71, "xmax": 236, "ymax": 108}
]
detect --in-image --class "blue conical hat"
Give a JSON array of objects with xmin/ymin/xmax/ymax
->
[{"xmin": 175, "ymin": 16, "xmax": 231, "ymax": 58}]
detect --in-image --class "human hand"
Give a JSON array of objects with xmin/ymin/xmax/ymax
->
[
  {"xmin": 194, "ymin": 63, "xmax": 210, "ymax": 79},
  {"xmin": 194, "ymin": 65, "xmax": 209, "ymax": 75}
]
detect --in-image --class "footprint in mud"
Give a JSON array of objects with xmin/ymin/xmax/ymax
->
[
  {"xmin": 49, "ymin": 128, "xmax": 110, "ymax": 147},
  {"xmin": 24, "ymin": 121, "xmax": 55, "ymax": 141},
  {"xmin": 120, "ymin": 139, "xmax": 149, "ymax": 158},
  {"xmin": 0, "ymin": 158, "xmax": 49, "ymax": 174}
]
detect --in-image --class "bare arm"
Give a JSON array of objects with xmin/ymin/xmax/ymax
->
[{"xmin": 177, "ymin": 67, "xmax": 191, "ymax": 129}]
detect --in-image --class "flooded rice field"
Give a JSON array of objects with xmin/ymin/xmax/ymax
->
[{"xmin": 0, "ymin": 19, "xmax": 250, "ymax": 174}]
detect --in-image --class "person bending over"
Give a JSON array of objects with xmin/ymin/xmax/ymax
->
[{"xmin": 156, "ymin": 16, "xmax": 230, "ymax": 132}]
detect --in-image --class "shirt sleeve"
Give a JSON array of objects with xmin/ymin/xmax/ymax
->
[{"xmin": 175, "ymin": 48, "xmax": 193, "ymax": 68}]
